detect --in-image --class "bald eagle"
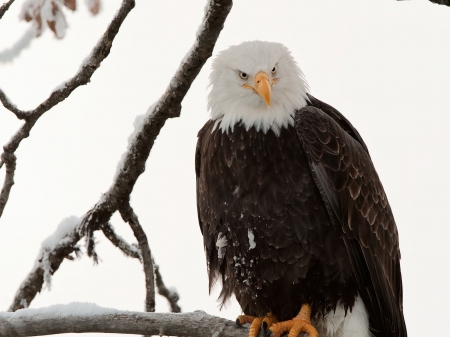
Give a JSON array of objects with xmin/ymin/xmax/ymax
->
[{"xmin": 196, "ymin": 41, "xmax": 406, "ymax": 337}]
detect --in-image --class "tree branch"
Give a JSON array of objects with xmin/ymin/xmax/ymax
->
[
  {"xmin": 101, "ymin": 222, "xmax": 181, "ymax": 313},
  {"xmin": 0, "ymin": 306, "xmax": 247, "ymax": 337},
  {"xmin": 0, "ymin": 0, "xmax": 14, "ymax": 20},
  {"xmin": 9, "ymin": 0, "xmax": 232, "ymax": 312},
  {"xmin": 79, "ymin": 0, "xmax": 232, "ymax": 238},
  {"xmin": 155, "ymin": 263, "xmax": 181, "ymax": 313},
  {"xmin": 8, "ymin": 219, "xmax": 82, "ymax": 312},
  {"xmin": 0, "ymin": 152, "xmax": 16, "ymax": 217},
  {"xmin": 428, "ymin": 0, "xmax": 450, "ymax": 6},
  {"xmin": 119, "ymin": 204, "xmax": 155, "ymax": 313},
  {"xmin": 0, "ymin": 0, "xmax": 136, "ymax": 217},
  {"xmin": 101, "ymin": 222, "xmax": 141, "ymax": 260}
]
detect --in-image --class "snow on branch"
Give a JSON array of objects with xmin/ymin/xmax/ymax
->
[
  {"xmin": 9, "ymin": 216, "xmax": 82, "ymax": 312},
  {"xmin": 0, "ymin": 304, "xmax": 247, "ymax": 337},
  {"xmin": 0, "ymin": 0, "xmax": 135, "ymax": 218},
  {"xmin": 0, "ymin": 0, "xmax": 15, "ymax": 20}
]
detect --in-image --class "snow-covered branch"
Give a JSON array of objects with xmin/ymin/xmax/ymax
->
[
  {"xmin": 9, "ymin": 216, "xmax": 82, "ymax": 312},
  {"xmin": 0, "ymin": 304, "xmax": 246, "ymax": 337},
  {"xmin": 0, "ymin": 0, "xmax": 135, "ymax": 217},
  {"xmin": 0, "ymin": 0, "xmax": 15, "ymax": 20},
  {"xmin": 119, "ymin": 204, "xmax": 156, "ymax": 313}
]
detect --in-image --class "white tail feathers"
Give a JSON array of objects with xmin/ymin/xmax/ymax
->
[{"xmin": 314, "ymin": 295, "xmax": 371, "ymax": 337}]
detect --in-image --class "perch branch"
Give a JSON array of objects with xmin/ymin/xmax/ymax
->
[
  {"xmin": 0, "ymin": 0, "xmax": 14, "ymax": 20},
  {"xmin": 0, "ymin": 0, "xmax": 136, "ymax": 218},
  {"xmin": 0, "ymin": 307, "xmax": 247, "ymax": 337},
  {"xmin": 155, "ymin": 263, "xmax": 181, "ymax": 313},
  {"xmin": 119, "ymin": 203, "xmax": 155, "ymax": 313}
]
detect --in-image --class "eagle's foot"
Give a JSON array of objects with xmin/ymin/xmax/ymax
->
[
  {"xmin": 236, "ymin": 313, "xmax": 278, "ymax": 337},
  {"xmin": 266, "ymin": 304, "xmax": 318, "ymax": 337}
]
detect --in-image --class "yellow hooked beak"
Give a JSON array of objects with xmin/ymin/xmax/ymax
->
[
  {"xmin": 254, "ymin": 72, "xmax": 271, "ymax": 107},
  {"xmin": 243, "ymin": 71, "xmax": 277, "ymax": 107}
]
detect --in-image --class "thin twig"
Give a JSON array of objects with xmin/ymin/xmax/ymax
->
[
  {"xmin": 0, "ymin": 0, "xmax": 15, "ymax": 20},
  {"xmin": 0, "ymin": 0, "xmax": 136, "ymax": 218},
  {"xmin": 101, "ymin": 222, "xmax": 141, "ymax": 260},
  {"xmin": 0, "ymin": 152, "xmax": 16, "ymax": 217},
  {"xmin": 0, "ymin": 307, "xmax": 246, "ymax": 337},
  {"xmin": 101, "ymin": 222, "xmax": 181, "ymax": 312},
  {"xmin": 119, "ymin": 204, "xmax": 155, "ymax": 313},
  {"xmin": 155, "ymin": 263, "xmax": 181, "ymax": 313}
]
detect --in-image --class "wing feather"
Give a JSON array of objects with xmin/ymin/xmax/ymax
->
[{"xmin": 295, "ymin": 105, "xmax": 407, "ymax": 337}]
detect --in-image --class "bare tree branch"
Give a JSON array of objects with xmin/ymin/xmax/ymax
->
[
  {"xmin": 0, "ymin": 152, "xmax": 16, "ymax": 217},
  {"xmin": 155, "ymin": 263, "xmax": 181, "ymax": 313},
  {"xmin": 0, "ymin": 0, "xmax": 14, "ymax": 20},
  {"xmin": 119, "ymin": 204, "xmax": 155, "ymax": 313},
  {"xmin": 428, "ymin": 0, "xmax": 450, "ymax": 5},
  {"xmin": 101, "ymin": 222, "xmax": 181, "ymax": 313},
  {"xmin": 0, "ymin": 308, "xmax": 247, "ymax": 337},
  {"xmin": 0, "ymin": 0, "xmax": 136, "ymax": 217},
  {"xmin": 9, "ymin": 0, "xmax": 232, "ymax": 312},
  {"xmin": 79, "ymin": 0, "xmax": 233, "ymax": 239},
  {"xmin": 101, "ymin": 222, "xmax": 141, "ymax": 260}
]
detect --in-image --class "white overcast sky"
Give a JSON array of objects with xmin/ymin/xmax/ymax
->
[{"xmin": 1, "ymin": 0, "xmax": 450, "ymax": 336}]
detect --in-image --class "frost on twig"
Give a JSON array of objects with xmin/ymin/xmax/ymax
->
[
  {"xmin": 0, "ymin": 304, "xmax": 246, "ymax": 337},
  {"xmin": 9, "ymin": 216, "xmax": 81, "ymax": 312},
  {"xmin": 0, "ymin": 0, "xmax": 136, "ymax": 218}
]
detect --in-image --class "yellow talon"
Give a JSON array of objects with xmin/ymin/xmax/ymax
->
[
  {"xmin": 268, "ymin": 304, "xmax": 318, "ymax": 337},
  {"xmin": 236, "ymin": 312, "xmax": 278, "ymax": 337}
]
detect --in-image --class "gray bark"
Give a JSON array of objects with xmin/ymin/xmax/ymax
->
[{"xmin": 0, "ymin": 309, "xmax": 246, "ymax": 337}]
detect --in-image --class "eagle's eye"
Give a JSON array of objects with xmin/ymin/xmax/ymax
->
[
  {"xmin": 272, "ymin": 65, "xmax": 278, "ymax": 74},
  {"xmin": 238, "ymin": 71, "xmax": 248, "ymax": 80}
]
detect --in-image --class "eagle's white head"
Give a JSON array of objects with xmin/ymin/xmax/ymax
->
[{"xmin": 208, "ymin": 41, "xmax": 309, "ymax": 136}]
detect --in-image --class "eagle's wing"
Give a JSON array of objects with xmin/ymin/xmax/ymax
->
[
  {"xmin": 195, "ymin": 120, "xmax": 222, "ymax": 292},
  {"xmin": 295, "ymin": 106, "xmax": 407, "ymax": 337}
]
